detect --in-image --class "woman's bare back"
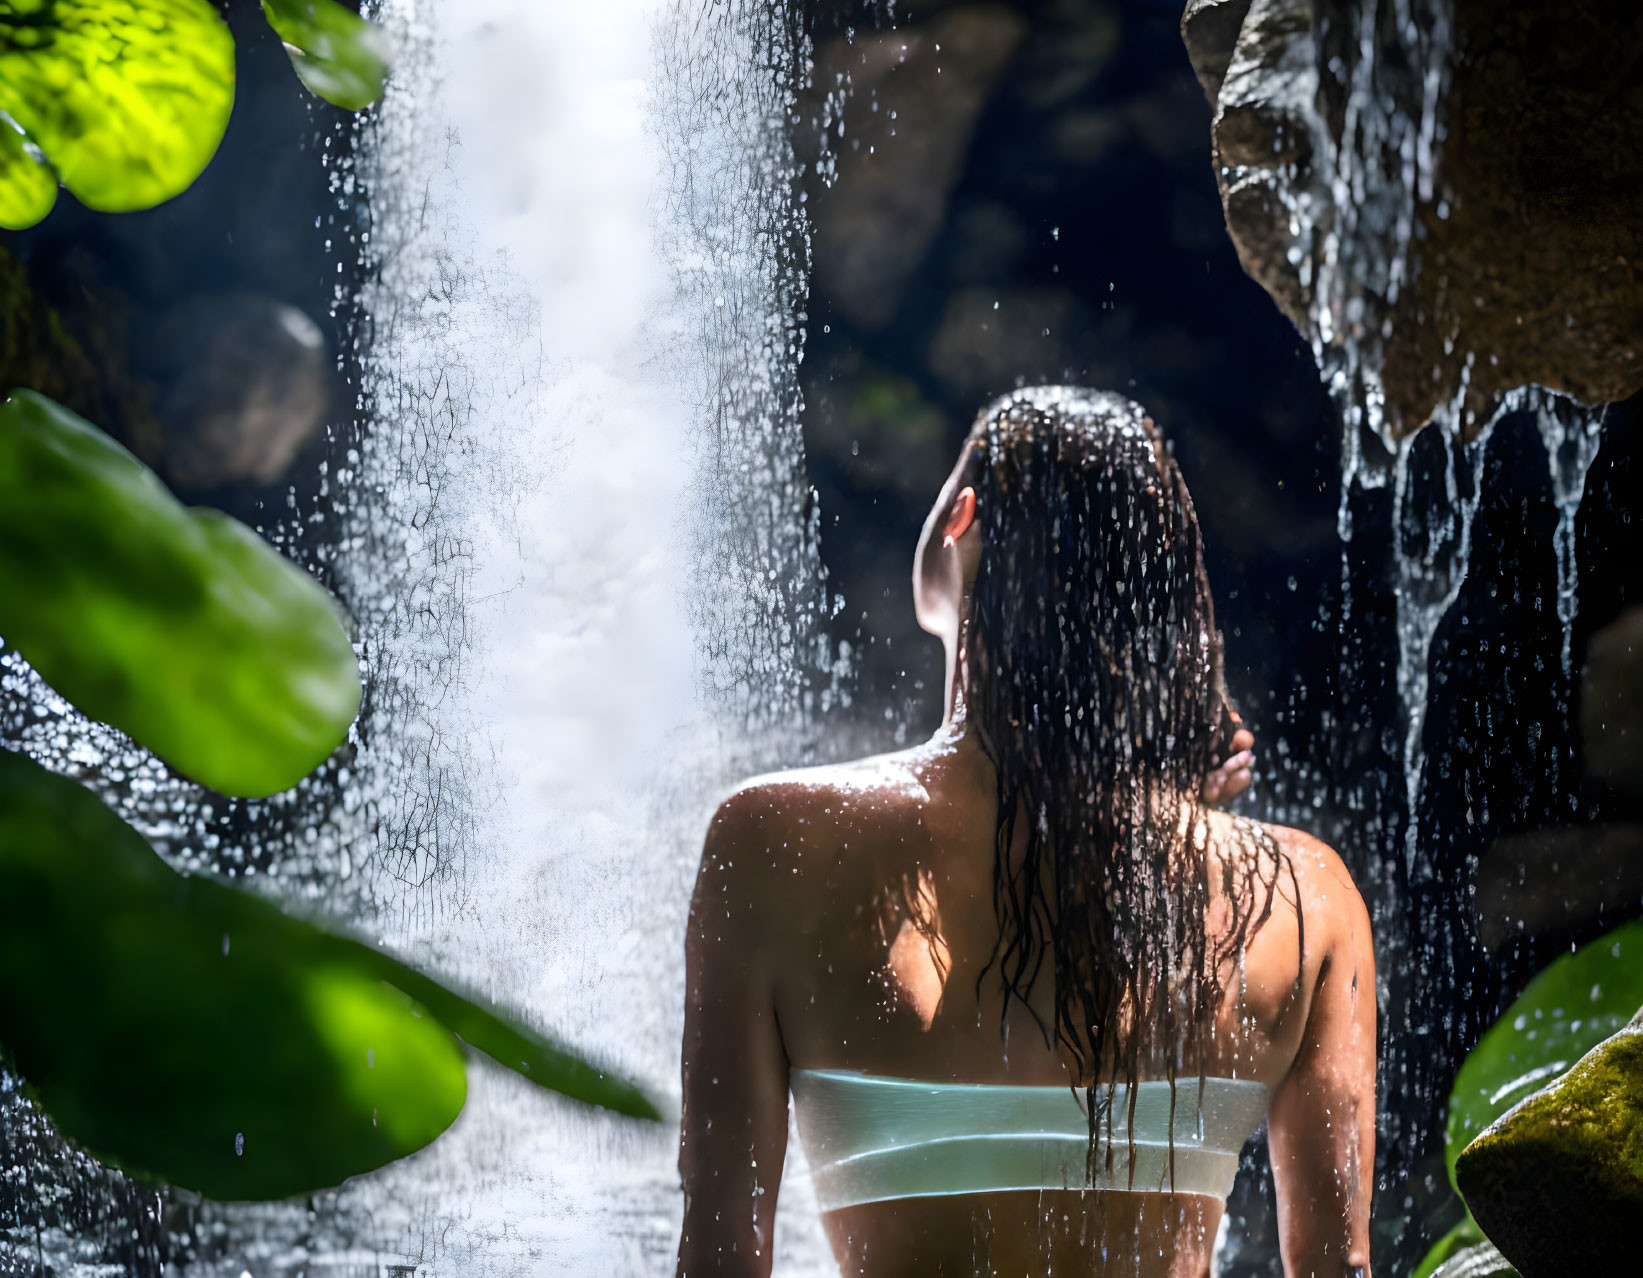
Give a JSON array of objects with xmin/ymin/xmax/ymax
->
[{"xmin": 678, "ymin": 729, "xmax": 1375, "ymax": 1277}]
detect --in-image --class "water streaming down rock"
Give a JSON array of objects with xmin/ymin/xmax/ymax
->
[
  {"xmin": 1188, "ymin": 0, "xmax": 1626, "ymax": 1261},
  {"xmin": 1202, "ymin": 2, "xmax": 1614, "ymax": 895}
]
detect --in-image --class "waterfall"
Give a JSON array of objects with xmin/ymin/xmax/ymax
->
[{"xmin": 304, "ymin": 0, "xmax": 841, "ymax": 1272}]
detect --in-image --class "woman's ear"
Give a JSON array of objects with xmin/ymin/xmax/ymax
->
[{"xmin": 941, "ymin": 486, "xmax": 976, "ymax": 549}]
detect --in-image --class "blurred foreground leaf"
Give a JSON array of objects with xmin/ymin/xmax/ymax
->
[
  {"xmin": 0, "ymin": 121, "xmax": 56, "ymax": 229},
  {"xmin": 261, "ymin": 0, "xmax": 389, "ymax": 110},
  {"xmin": 0, "ymin": 748, "xmax": 659, "ymax": 1199},
  {"xmin": 0, "ymin": 746, "xmax": 463, "ymax": 1199},
  {"xmin": 0, "ymin": 390, "xmax": 360, "ymax": 797},
  {"xmin": 1445, "ymin": 918, "xmax": 1643, "ymax": 1189},
  {"xmin": 350, "ymin": 945, "xmax": 663, "ymax": 1121},
  {"xmin": 0, "ymin": 0, "xmax": 234, "ymax": 223}
]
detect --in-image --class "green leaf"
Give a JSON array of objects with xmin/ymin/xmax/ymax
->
[
  {"xmin": 0, "ymin": 748, "xmax": 660, "ymax": 1199},
  {"xmin": 0, "ymin": 118, "xmax": 55, "ymax": 228},
  {"xmin": 0, "ymin": 389, "xmax": 361, "ymax": 797},
  {"xmin": 1446, "ymin": 918, "xmax": 1643, "ymax": 1190},
  {"xmin": 0, "ymin": 746, "xmax": 466, "ymax": 1200},
  {"xmin": 1413, "ymin": 1218, "xmax": 1489, "ymax": 1278},
  {"xmin": 345, "ymin": 944, "xmax": 664, "ymax": 1121},
  {"xmin": 0, "ymin": 0, "xmax": 234, "ymax": 216},
  {"xmin": 261, "ymin": 0, "xmax": 389, "ymax": 111}
]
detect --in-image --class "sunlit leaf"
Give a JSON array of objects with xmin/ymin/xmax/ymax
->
[
  {"xmin": 0, "ymin": 390, "xmax": 361, "ymax": 797},
  {"xmin": 350, "ymin": 946, "xmax": 664, "ymax": 1121},
  {"xmin": 1445, "ymin": 918, "xmax": 1643, "ymax": 1189},
  {"xmin": 0, "ymin": 117, "xmax": 55, "ymax": 229},
  {"xmin": 0, "ymin": 749, "xmax": 660, "ymax": 1198},
  {"xmin": 0, "ymin": 747, "xmax": 466, "ymax": 1200},
  {"xmin": 261, "ymin": 0, "xmax": 389, "ymax": 111},
  {"xmin": 0, "ymin": 0, "xmax": 234, "ymax": 214}
]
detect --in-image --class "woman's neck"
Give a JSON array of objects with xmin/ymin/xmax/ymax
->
[{"xmin": 941, "ymin": 597, "xmax": 971, "ymax": 731}]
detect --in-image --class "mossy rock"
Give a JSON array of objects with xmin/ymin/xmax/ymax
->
[{"xmin": 1456, "ymin": 1010, "xmax": 1643, "ymax": 1277}]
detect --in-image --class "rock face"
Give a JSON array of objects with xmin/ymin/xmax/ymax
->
[
  {"xmin": 1455, "ymin": 1009, "xmax": 1643, "ymax": 1278},
  {"xmin": 1184, "ymin": 0, "xmax": 1643, "ymax": 440}
]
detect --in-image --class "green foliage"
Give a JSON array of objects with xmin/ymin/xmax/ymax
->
[
  {"xmin": 0, "ymin": 0, "xmax": 393, "ymax": 230},
  {"xmin": 0, "ymin": 0, "xmax": 235, "ymax": 226},
  {"xmin": 353, "ymin": 947, "xmax": 663, "ymax": 1121},
  {"xmin": 0, "ymin": 390, "xmax": 361, "ymax": 797},
  {"xmin": 1445, "ymin": 918, "xmax": 1643, "ymax": 1188},
  {"xmin": 0, "ymin": 746, "xmax": 464, "ymax": 1199},
  {"xmin": 0, "ymin": 120, "xmax": 56, "ymax": 227},
  {"xmin": 0, "ymin": 747, "xmax": 659, "ymax": 1198},
  {"xmin": 261, "ymin": 0, "xmax": 389, "ymax": 110}
]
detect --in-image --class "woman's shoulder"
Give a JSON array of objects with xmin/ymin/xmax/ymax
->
[
  {"xmin": 709, "ymin": 749, "xmax": 933, "ymax": 834},
  {"xmin": 1221, "ymin": 814, "xmax": 1373, "ymax": 965},
  {"xmin": 689, "ymin": 752, "xmax": 931, "ymax": 939},
  {"xmin": 1266, "ymin": 821, "xmax": 1367, "ymax": 915}
]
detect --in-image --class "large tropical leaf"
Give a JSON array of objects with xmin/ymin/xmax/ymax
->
[
  {"xmin": 1446, "ymin": 918, "xmax": 1643, "ymax": 1188},
  {"xmin": 0, "ymin": 0, "xmax": 234, "ymax": 220},
  {"xmin": 0, "ymin": 118, "xmax": 55, "ymax": 229},
  {"xmin": 0, "ymin": 746, "xmax": 462, "ymax": 1199},
  {"xmin": 347, "ymin": 943, "xmax": 662, "ymax": 1120},
  {"xmin": 261, "ymin": 0, "xmax": 389, "ymax": 111},
  {"xmin": 0, "ymin": 748, "xmax": 659, "ymax": 1199},
  {"xmin": 0, "ymin": 389, "xmax": 360, "ymax": 797}
]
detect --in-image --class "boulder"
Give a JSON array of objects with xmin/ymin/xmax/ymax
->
[
  {"xmin": 1455, "ymin": 1009, "xmax": 1643, "ymax": 1278},
  {"xmin": 1180, "ymin": 0, "xmax": 1255, "ymax": 103},
  {"xmin": 1183, "ymin": 0, "xmax": 1643, "ymax": 440},
  {"xmin": 133, "ymin": 292, "xmax": 334, "ymax": 490}
]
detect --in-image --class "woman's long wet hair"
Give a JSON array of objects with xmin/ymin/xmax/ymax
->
[{"xmin": 962, "ymin": 387, "xmax": 1281, "ymax": 1178}]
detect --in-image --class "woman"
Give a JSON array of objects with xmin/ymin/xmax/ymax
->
[{"xmin": 676, "ymin": 387, "xmax": 1375, "ymax": 1278}]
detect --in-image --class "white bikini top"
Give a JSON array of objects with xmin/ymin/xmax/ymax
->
[{"xmin": 789, "ymin": 1069, "xmax": 1269, "ymax": 1211}]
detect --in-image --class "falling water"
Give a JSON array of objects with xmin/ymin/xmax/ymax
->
[
  {"xmin": 1388, "ymin": 401, "xmax": 1492, "ymax": 872},
  {"xmin": 296, "ymin": 0, "xmax": 845, "ymax": 1272},
  {"xmin": 1269, "ymin": 0, "xmax": 1612, "ymax": 1250},
  {"xmin": 1299, "ymin": 0, "xmax": 1607, "ymax": 854},
  {"xmin": 1534, "ymin": 395, "xmax": 1606, "ymax": 676}
]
